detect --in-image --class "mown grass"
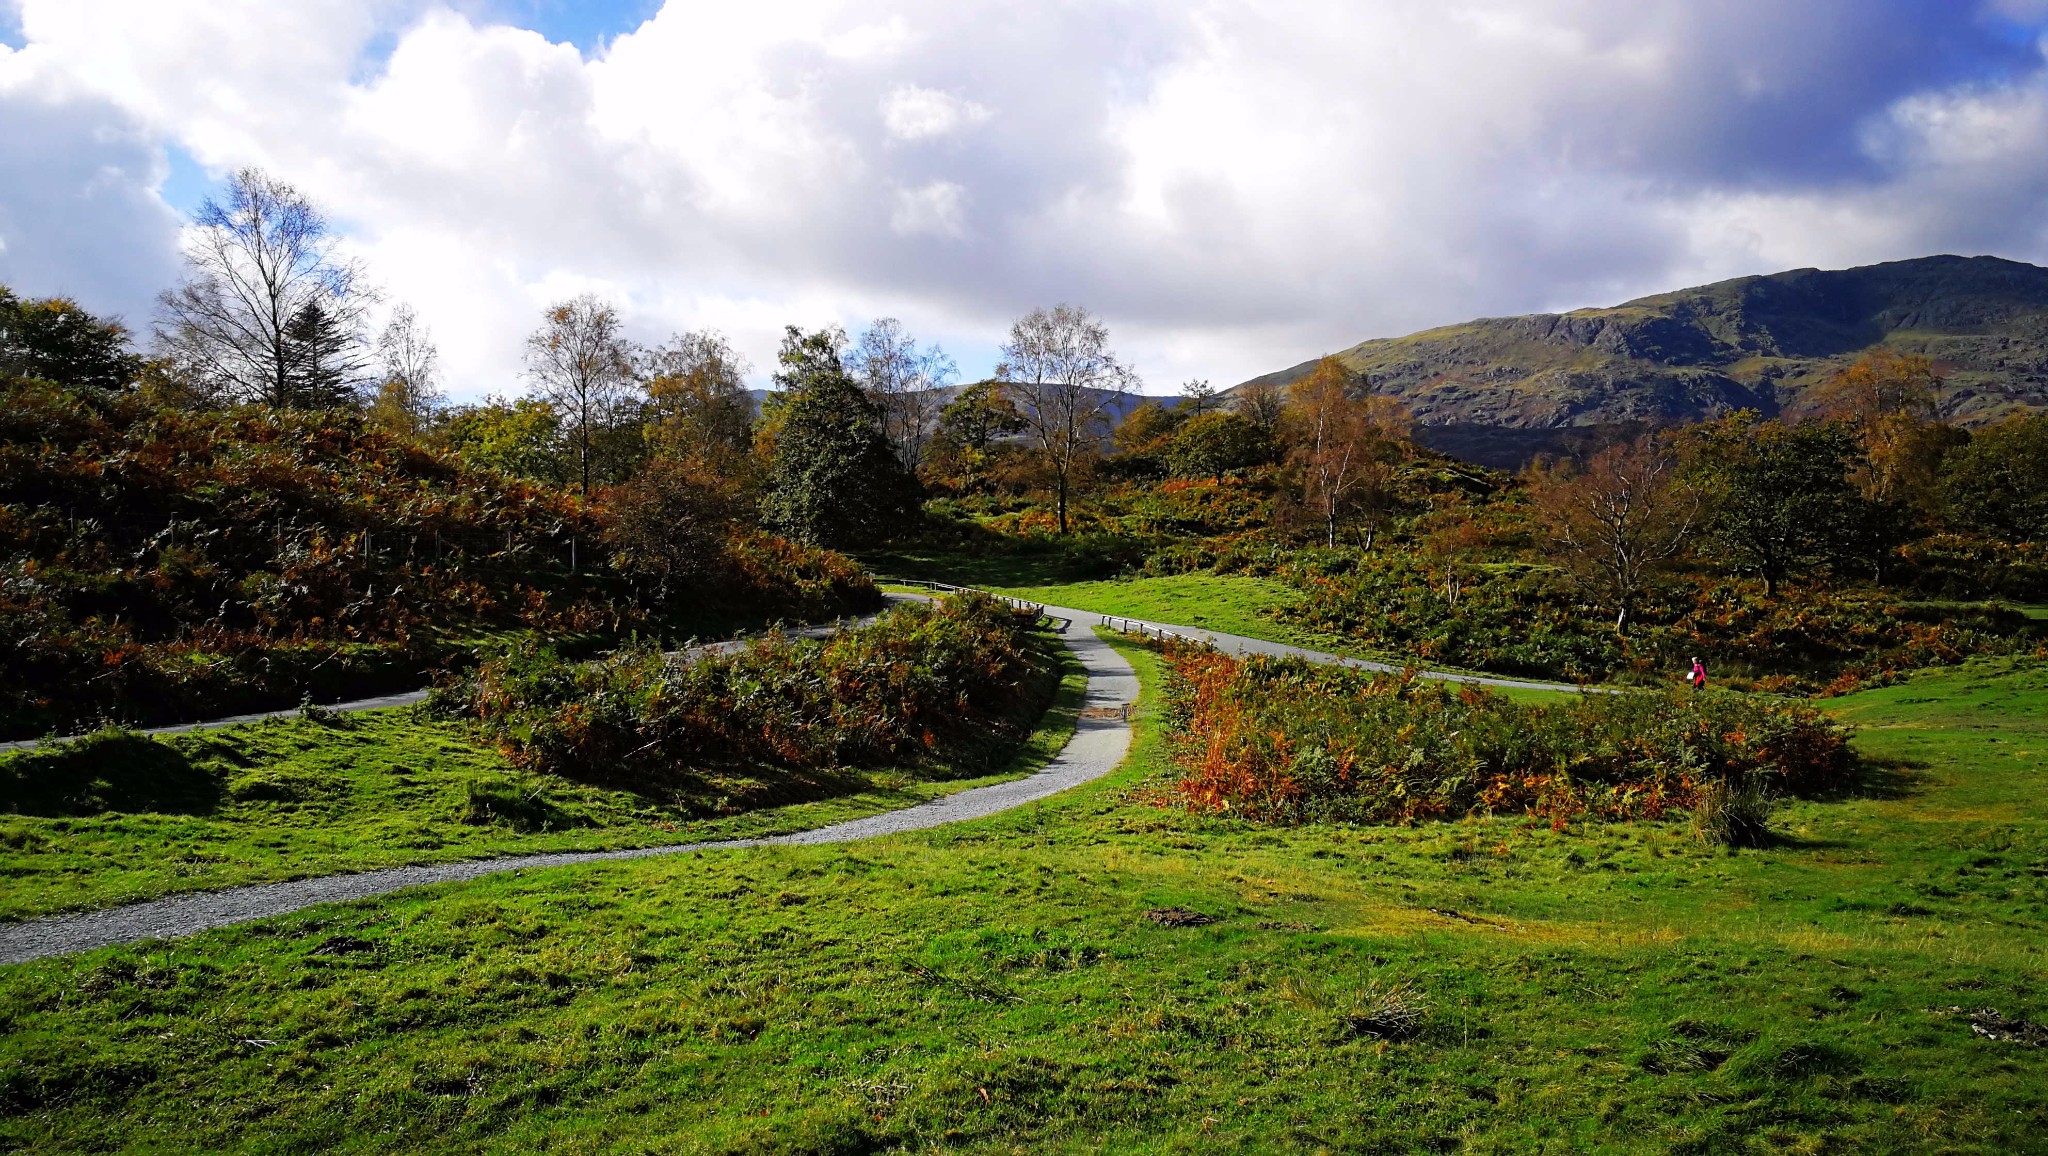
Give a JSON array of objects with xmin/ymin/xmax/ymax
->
[
  {"xmin": 0, "ymin": 632, "xmax": 1083, "ymax": 923},
  {"xmin": 0, "ymin": 646, "xmax": 2044, "ymax": 1152}
]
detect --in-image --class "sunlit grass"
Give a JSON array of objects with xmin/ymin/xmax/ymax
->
[{"xmin": 1, "ymin": 645, "xmax": 2043, "ymax": 1149}]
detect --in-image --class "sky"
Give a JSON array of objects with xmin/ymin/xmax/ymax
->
[{"xmin": 5, "ymin": 1, "xmax": 2048, "ymax": 401}]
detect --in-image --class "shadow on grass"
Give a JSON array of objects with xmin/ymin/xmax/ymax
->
[
  {"xmin": 0, "ymin": 729, "xmax": 220, "ymax": 817},
  {"xmin": 1808, "ymin": 756, "xmax": 1928, "ymax": 805}
]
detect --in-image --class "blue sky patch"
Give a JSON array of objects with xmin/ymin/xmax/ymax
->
[
  {"xmin": 155, "ymin": 143, "xmax": 215, "ymax": 221},
  {"xmin": 481, "ymin": 0, "xmax": 664, "ymax": 56}
]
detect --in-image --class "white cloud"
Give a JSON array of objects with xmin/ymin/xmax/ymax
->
[
  {"xmin": 880, "ymin": 85, "xmax": 991, "ymax": 141},
  {"xmin": 890, "ymin": 180, "xmax": 967, "ymax": 238},
  {"xmin": 3, "ymin": 0, "xmax": 2048, "ymax": 399}
]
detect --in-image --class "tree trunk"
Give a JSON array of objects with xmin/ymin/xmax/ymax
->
[{"xmin": 1056, "ymin": 467, "xmax": 1070, "ymax": 535}]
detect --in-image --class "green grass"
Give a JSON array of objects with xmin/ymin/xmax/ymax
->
[
  {"xmin": 0, "ymin": 634, "xmax": 1085, "ymax": 923},
  {"xmin": 1, "ymin": 646, "xmax": 2044, "ymax": 1150},
  {"xmin": 989, "ymin": 573, "xmax": 1582, "ymax": 700}
]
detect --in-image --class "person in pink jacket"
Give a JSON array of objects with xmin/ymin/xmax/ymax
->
[{"xmin": 1687, "ymin": 656, "xmax": 1707, "ymax": 692}]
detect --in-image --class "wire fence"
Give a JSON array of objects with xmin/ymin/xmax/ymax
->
[{"xmin": 24, "ymin": 512, "xmax": 589, "ymax": 569}]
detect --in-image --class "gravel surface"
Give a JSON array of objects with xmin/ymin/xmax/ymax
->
[
  {"xmin": 0, "ymin": 588, "xmax": 1570, "ymax": 965},
  {"xmin": 0, "ymin": 612, "xmax": 1135, "ymax": 965},
  {"xmin": 1054, "ymin": 603, "xmax": 1598, "ymax": 694}
]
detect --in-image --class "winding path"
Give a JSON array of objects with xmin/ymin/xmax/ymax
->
[
  {"xmin": 0, "ymin": 613, "xmax": 1136, "ymax": 965},
  {"xmin": 1019, "ymin": 599, "xmax": 1592, "ymax": 694},
  {"xmin": 0, "ymin": 584, "xmax": 1586, "ymax": 965}
]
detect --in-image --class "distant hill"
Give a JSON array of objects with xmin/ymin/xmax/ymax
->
[{"xmin": 1235, "ymin": 254, "xmax": 2048, "ymax": 467}]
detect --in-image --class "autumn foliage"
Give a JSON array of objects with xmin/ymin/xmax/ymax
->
[
  {"xmin": 1156, "ymin": 644, "xmax": 1853, "ymax": 827},
  {"xmin": 0, "ymin": 379, "xmax": 876, "ymax": 737},
  {"xmin": 436, "ymin": 593, "xmax": 1050, "ymax": 799}
]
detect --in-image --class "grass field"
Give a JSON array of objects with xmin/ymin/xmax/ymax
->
[
  {"xmin": 0, "ymin": 634, "xmax": 1082, "ymax": 923},
  {"xmin": 988, "ymin": 574, "xmax": 1585, "ymax": 700},
  {"xmin": 1, "ymin": 643, "xmax": 2043, "ymax": 1151}
]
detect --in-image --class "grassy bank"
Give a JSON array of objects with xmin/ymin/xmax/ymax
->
[
  {"xmin": 0, "ymin": 630, "xmax": 1083, "ymax": 922},
  {"xmin": 0, "ymin": 648, "xmax": 2044, "ymax": 1151}
]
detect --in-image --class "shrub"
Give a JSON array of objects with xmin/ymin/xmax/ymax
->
[
  {"xmin": 0, "ymin": 379, "xmax": 879, "ymax": 737},
  {"xmin": 435, "ymin": 593, "xmax": 1049, "ymax": 796},
  {"xmin": 1155, "ymin": 644, "xmax": 1853, "ymax": 827},
  {"xmin": 1689, "ymin": 779, "xmax": 1777, "ymax": 847}
]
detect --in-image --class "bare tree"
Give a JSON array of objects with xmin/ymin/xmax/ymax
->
[
  {"xmin": 370, "ymin": 303, "xmax": 443, "ymax": 435},
  {"xmin": 154, "ymin": 167, "xmax": 376, "ymax": 408},
  {"xmin": 524, "ymin": 295, "xmax": 641, "ymax": 495},
  {"xmin": 848, "ymin": 317, "xmax": 957, "ymax": 471},
  {"xmin": 996, "ymin": 304, "xmax": 1138, "ymax": 534},
  {"xmin": 1530, "ymin": 436, "xmax": 1698, "ymax": 635},
  {"xmin": 1232, "ymin": 378, "xmax": 1286, "ymax": 435}
]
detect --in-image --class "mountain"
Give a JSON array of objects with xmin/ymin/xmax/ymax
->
[{"xmin": 1235, "ymin": 254, "xmax": 2048, "ymax": 467}]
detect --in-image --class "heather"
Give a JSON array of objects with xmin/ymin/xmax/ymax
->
[
  {"xmin": 1156, "ymin": 644, "xmax": 1854, "ymax": 826},
  {"xmin": 435, "ymin": 593, "xmax": 1054, "ymax": 803}
]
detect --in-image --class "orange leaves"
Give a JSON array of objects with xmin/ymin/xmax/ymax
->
[
  {"xmin": 1153, "ymin": 646, "xmax": 1853, "ymax": 829},
  {"xmin": 440, "ymin": 594, "xmax": 1042, "ymax": 793}
]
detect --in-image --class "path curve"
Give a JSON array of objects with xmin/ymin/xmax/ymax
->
[
  {"xmin": 0, "ymin": 613, "xmax": 1136, "ymax": 965},
  {"xmin": 1029, "ymin": 601, "xmax": 1593, "ymax": 694}
]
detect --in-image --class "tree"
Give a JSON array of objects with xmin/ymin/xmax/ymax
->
[
  {"xmin": 1232, "ymin": 378, "xmax": 1286, "ymax": 436},
  {"xmin": 601, "ymin": 455, "xmax": 742, "ymax": 602},
  {"xmin": 368, "ymin": 304, "xmax": 443, "ymax": 436},
  {"xmin": 930, "ymin": 380, "xmax": 1025, "ymax": 492},
  {"xmin": 0, "ymin": 287, "xmax": 142, "ymax": 389},
  {"xmin": 154, "ymin": 167, "xmax": 376, "ymax": 408},
  {"xmin": 1680, "ymin": 414, "xmax": 1866, "ymax": 596},
  {"xmin": 1812, "ymin": 349, "xmax": 1957, "ymax": 505},
  {"xmin": 1180, "ymin": 378, "xmax": 1219, "ymax": 416},
  {"xmin": 524, "ymin": 295, "xmax": 642, "ymax": 495},
  {"xmin": 642, "ymin": 329, "xmax": 755, "ymax": 475},
  {"xmin": 1941, "ymin": 413, "xmax": 2048, "ymax": 543},
  {"xmin": 1111, "ymin": 399, "xmax": 1182, "ymax": 468},
  {"xmin": 848, "ymin": 317, "xmax": 957, "ymax": 471},
  {"xmin": 760, "ymin": 326, "xmax": 917, "ymax": 548},
  {"xmin": 996, "ymin": 303, "xmax": 1137, "ymax": 534},
  {"xmin": 1286, "ymin": 357, "xmax": 1406, "ymax": 548},
  {"xmin": 1529, "ymin": 436, "xmax": 1698, "ymax": 634},
  {"xmin": 438, "ymin": 397, "xmax": 568, "ymax": 484},
  {"xmin": 1167, "ymin": 410, "xmax": 1267, "ymax": 482}
]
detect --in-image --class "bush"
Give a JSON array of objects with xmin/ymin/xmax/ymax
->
[
  {"xmin": 1280, "ymin": 549, "xmax": 2034, "ymax": 691},
  {"xmin": 1689, "ymin": 779, "xmax": 1777, "ymax": 847},
  {"xmin": 1155, "ymin": 644, "xmax": 1853, "ymax": 827},
  {"xmin": 0, "ymin": 379, "xmax": 880, "ymax": 737},
  {"xmin": 435, "ymin": 593, "xmax": 1050, "ymax": 796}
]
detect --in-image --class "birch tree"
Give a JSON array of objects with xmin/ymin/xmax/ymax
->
[
  {"xmin": 995, "ymin": 304, "xmax": 1137, "ymax": 534},
  {"xmin": 1286, "ymin": 357, "xmax": 1404, "ymax": 548},
  {"xmin": 154, "ymin": 168, "xmax": 376, "ymax": 408},
  {"xmin": 1530, "ymin": 436, "xmax": 1697, "ymax": 635},
  {"xmin": 523, "ymin": 295, "xmax": 641, "ymax": 495},
  {"xmin": 848, "ymin": 317, "xmax": 956, "ymax": 471}
]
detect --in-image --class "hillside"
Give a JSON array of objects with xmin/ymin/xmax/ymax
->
[{"xmin": 1239, "ymin": 254, "xmax": 2048, "ymax": 466}]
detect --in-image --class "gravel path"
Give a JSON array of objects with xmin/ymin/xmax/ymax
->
[
  {"xmin": 0, "ymin": 612, "xmax": 1136, "ymax": 965},
  {"xmin": 1037, "ymin": 602, "xmax": 1597, "ymax": 694}
]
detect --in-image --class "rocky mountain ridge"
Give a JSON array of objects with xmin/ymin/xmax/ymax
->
[{"xmin": 1235, "ymin": 254, "xmax": 2048, "ymax": 466}]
